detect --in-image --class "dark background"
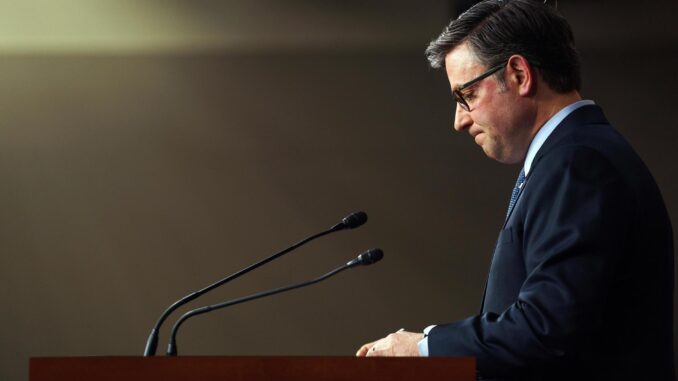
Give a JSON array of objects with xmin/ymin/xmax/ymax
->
[{"xmin": 1, "ymin": 1, "xmax": 676, "ymax": 380}]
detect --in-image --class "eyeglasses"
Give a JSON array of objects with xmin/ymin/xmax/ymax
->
[{"xmin": 453, "ymin": 62, "xmax": 507, "ymax": 112}]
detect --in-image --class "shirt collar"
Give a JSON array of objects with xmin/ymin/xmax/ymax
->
[{"xmin": 523, "ymin": 99, "xmax": 595, "ymax": 175}]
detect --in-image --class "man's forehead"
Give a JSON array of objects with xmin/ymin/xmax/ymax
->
[{"xmin": 444, "ymin": 44, "xmax": 483, "ymax": 86}]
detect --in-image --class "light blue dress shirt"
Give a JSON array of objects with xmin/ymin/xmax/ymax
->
[{"xmin": 416, "ymin": 99, "xmax": 595, "ymax": 356}]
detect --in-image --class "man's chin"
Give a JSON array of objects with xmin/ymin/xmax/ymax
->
[
  {"xmin": 480, "ymin": 143, "xmax": 501, "ymax": 162},
  {"xmin": 482, "ymin": 145, "xmax": 521, "ymax": 164}
]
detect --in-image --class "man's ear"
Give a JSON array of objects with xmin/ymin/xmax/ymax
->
[{"xmin": 506, "ymin": 54, "xmax": 535, "ymax": 96}]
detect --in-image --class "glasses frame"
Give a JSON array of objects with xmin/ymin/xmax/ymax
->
[{"xmin": 453, "ymin": 62, "xmax": 507, "ymax": 112}]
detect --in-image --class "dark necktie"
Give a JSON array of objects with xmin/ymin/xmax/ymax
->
[{"xmin": 506, "ymin": 169, "xmax": 526, "ymax": 218}]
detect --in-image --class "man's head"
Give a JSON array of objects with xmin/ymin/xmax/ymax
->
[
  {"xmin": 427, "ymin": 0, "xmax": 581, "ymax": 93},
  {"xmin": 426, "ymin": 0, "xmax": 582, "ymax": 163}
]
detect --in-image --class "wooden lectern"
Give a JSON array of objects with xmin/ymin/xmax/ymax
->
[{"xmin": 30, "ymin": 356, "xmax": 475, "ymax": 381}]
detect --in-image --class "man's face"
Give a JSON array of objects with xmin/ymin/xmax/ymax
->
[{"xmin": 444, "ymin": 44, "xmax": 533, "ymax": 164}]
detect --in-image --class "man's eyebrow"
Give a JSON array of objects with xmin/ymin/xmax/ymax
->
[{"xmin": 450, "ymin": 81, "xmax": 464, "ymax": 92}]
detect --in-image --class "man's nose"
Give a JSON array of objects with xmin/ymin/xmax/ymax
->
[{"xmin": 454, "ymin": 103, "xmax": 473, "ymax": 132}]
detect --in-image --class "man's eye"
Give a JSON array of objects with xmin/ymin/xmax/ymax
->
[{"xmin": 463, "ymin": 91, "xmax": 476, "ymax": 101}]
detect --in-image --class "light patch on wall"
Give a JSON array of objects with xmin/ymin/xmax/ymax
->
[{"xmin": 0, "ymin": 0, "xmax": 451, "ymax": 54}]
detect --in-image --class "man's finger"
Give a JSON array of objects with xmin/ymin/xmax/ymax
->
[{"xmin": 355, "ymin": 340, "xmax": 377, "ymax": 357}]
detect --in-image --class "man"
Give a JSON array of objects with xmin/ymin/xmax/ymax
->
[{"xmin": 356, "ymin": 1, "xmax": 674, "ymax": 380}]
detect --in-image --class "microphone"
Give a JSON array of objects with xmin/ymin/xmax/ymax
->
[
  {"xmin": 166, "ymin": 248, "xmax": 384, "ymax": 356},
  {"xmin": 143, "ymin": 211, "xmax": 368, "ymax": 356},
  {"xmin": 346, "ymin": 248, "xmax": 384, "ymax": 267},
  {"xmin": 340, "ymin": 211, "xmax": 368, "ymax": 229}
]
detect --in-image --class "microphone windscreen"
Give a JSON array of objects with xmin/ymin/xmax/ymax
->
[
  {"xmin": 358, "ymin": 248, "xmax": 383, "ymax": 265},
  {"xmin": 342, "ymin": 211, "xmax": 368, "ymax": 229}
]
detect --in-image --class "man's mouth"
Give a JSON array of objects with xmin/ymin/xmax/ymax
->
[{"xmin": 469, "ymin": 128, "xmax": 483, "ymax": 144}]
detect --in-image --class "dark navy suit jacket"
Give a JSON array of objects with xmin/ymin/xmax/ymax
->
[{"xmin": 428, "ymin": 105, "xmax": 674, "ymax": 380}]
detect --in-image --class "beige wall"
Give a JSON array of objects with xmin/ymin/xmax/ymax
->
[{"xmin": 0, "ymin": 2, "xmax": 676, "ymax": 381}]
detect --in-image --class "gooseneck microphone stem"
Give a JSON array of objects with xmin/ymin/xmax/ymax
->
[
  {"xmin": 144, "ymin": 227, "xmax": 338, "ymax": 357},
  {"xmin": 166, "ymin": 265, "xmax": 349, "ymax": 356},
  {"xmin": 166, "ymin": 248, "xmax": 383, "ymax": 356},
  {"xmin": 143, "ymin": 212, "xmax": 367, "ymax": 357}
]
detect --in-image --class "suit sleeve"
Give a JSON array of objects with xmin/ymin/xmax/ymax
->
[{"xmin": 428, "ymin": 146, "xmax": 634, "ymax": 377}]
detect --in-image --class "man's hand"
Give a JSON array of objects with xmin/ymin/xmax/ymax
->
[{"xmin": 355, "ymin": 330, "xmax": 424, "ymax": 357}]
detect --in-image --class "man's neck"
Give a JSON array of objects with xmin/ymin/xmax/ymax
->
[
  {"xmin": 510, "ymin": 90, "xmax": 582, "ymax": 165},
  {"xmin": 533, "ymin": 90, "xmax": 582, "ymax": 133}
]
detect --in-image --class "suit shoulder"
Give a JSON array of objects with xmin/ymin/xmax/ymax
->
[
  {"xmin": 535, "ymin": 121, "xmax": 647, "ymax": 177},
  {"xmin": 531, "ymin": 144, "xmax": 622, "ymax": 186}
]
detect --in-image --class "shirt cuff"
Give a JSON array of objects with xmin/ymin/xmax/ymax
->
[{"xmin": 417, "ymin": 325, "xmax": 436, "ymax": 356}]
